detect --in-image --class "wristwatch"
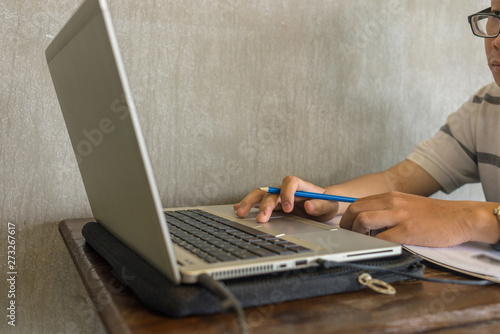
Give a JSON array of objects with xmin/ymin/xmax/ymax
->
[{"xmin": 493, "ymin": 205, "xmax": 500, "ymax": 251}]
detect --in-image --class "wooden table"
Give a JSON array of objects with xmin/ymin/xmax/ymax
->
[{"xmin": 59, "ymin": 219, "xmax": 500, "ymax": 334}]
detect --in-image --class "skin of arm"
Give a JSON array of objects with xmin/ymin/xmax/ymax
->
[
  {"xmin": 234, "ymin": 159, "xmax": 438, "ymax": 221},
  {"xmin": 323, "ymin": 159, "xmax": 442, "ymax": 215},
  {"xmin": 234, "ymin": 160, "xmax": 500, "ymax": 247}
]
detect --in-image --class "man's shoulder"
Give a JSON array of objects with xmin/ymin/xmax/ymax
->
[
  {"xmin": 471, "ymin": 82, "xmax": 500, "ymax": 103},
  {"xmin": 451, "ymin": 82, "xmax": 500, "ymax": 119}
]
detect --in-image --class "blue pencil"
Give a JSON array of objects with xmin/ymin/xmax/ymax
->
[{"xmin": 259, "ymin": 187, "xmax": 357, "ymax": 203}]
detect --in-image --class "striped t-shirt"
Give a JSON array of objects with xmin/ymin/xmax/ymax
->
[{"xmin": 408, "ymin": 82, "xmax": 500, "ymax": 202}]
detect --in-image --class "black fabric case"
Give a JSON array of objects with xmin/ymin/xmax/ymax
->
[{"xmin": 82, "ymin": 221, "xmax": 424, "ymax": 317}]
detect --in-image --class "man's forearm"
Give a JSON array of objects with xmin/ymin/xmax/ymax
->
[{"xmin": 325, "ymin": 160, "xmax": 442, "ymax": 214}]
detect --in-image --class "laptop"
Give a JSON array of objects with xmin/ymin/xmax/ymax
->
[{"xmin": 45, "ymin": 0, "xmax": 401, "ymax": 285}]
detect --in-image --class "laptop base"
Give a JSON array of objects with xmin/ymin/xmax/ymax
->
[{"xmin": 81, "ymin": 220, "xmax": 423, "ymax": 317}]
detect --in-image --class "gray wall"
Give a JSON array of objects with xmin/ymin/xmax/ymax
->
[{"xmin": 0, "ymin": 0, "xmax": 491, "ymax": 332}]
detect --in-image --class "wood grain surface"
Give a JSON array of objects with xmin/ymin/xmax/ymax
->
[{"xmin": 60, "ymin": 219, "xmax": 500, "ymax": 334}]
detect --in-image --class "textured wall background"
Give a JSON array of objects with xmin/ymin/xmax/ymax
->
[{"xmin": 0, "ymin": 0, "xmax": 491, "ymax": 332}]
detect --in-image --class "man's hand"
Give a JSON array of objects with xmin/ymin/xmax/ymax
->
[
  {"xmin": 340, "ymin": 191, "xmax": 500, "ymax": 247},
  {"xmin": 233, "ymin": 176, "xmax": 339, "ymax": 223}
]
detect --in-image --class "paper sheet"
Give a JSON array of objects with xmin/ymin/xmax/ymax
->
[{"xmin": 405, "ymin": 242, "xmax": 500, "ymax": 283}]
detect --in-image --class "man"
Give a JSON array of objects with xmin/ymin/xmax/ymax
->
[{"xmin": 234, "ymin": 2, "xmax": 500, "ymax": 249}]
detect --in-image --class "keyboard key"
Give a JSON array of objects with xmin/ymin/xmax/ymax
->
[
  {"xmin": 260, "ymin": 243, "xmax": 295, "ymax": 255},
  {"xmin": 265, "ymin": 238, "xmax": 288, "ymax": 244},
  {"xmin": 232, "ymin": 250, "xmax": 259, "ymax": 260},
  {"xmin": 285, "ymin": 245, "xmax": 312, "ymax": 253},
  {"xmin": 226, "ymin": 229, "xmax": 245, "ymax": 236},
  {"xmin": 215, "ymin": 253, "xmax": 239, "ymax": 262},
  {"xmin": 247, "ymin": 247, "xmax": 276, "ymax": 257}
]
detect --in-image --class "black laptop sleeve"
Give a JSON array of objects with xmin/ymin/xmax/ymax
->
[{"xmin": 82, "ymin": 221, "xmax": 424, "ymax": 317}]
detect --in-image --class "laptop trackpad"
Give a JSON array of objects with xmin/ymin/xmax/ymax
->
[
  {"xmin": 258, "ymin": 219, "xmax": 332, "ymax": 235},
  {"xmin": 239, "ymin": 209, "xmax": 333, "ymax": 234},
  {"xmin": 259, "ymin": 221, "xmax": 340, "ymax": 251}
]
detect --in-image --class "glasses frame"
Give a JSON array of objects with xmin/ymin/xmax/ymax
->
[{"xmin": 468, "ymin": 7, "xmax": 500, "ymax": 38}]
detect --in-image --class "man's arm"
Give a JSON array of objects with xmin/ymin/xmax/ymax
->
[
  {"xmin": 234, "ymin": 160, "xmax": 500, "ymax": 247},
  {"xmin": 234, "ymin": 159, "xmax": 441, "ymax": 221},
  {"xmin": 325, "ymin": 159, "xmax": 442, "ymax": 215}
]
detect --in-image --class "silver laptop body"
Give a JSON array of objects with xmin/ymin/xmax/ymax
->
[{"xmin": 46, "ymin": 0, "xmax": 401, "ymax": 285}]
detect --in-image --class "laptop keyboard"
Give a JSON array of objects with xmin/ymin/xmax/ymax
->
[{"xmin": 165, "ymin": 209, "xmax": 312, "ymax": 263}]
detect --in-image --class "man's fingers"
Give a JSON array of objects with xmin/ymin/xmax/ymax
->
[
  {"xmin": 256, "ymin": 193, "xmax": 282, "ymax": 223},
  {"xmin": 234, "ymin": 188, "xmax": 267, "ymax": 218},
  {"xmin": 303, "ymin": 199, "xmax": 339, "ymax": 222},
  {"xmin": 235, "ymin": 177, "xmax": 339, "ymax": 224},
  {"xmin": 339, "ymin": 193, "xmax": 396, "ymax": 230},
  {"xmin": 375, "ymin": 225, "xmax": 412, "ymax": 245},
  {"xmin": 341, "ymin": 207, "xmax": 399, "ymax": 234},
  {"xmin": 279, "ymin": 176, "xmax": 302, "ymax": 213},
  {"xmin": 339, "ymin": 199, "xmax": 370, "ymax": 230},
  {"xmin": 279, "ymin": 176, "xmax": 327, "ymax": 213}
]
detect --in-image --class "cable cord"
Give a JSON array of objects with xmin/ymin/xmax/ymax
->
[
  {"xmin": 198, "ymin": 274, "xmax": 249, "ymax": 334},
  {"xmin": 316, "ymin": 259, "xmax": 493, "ymax": 286}
]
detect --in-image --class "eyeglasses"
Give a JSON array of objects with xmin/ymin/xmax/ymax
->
[{"xmin": 469, "ymin": 7, "xmax": 500, "ymax": 38}]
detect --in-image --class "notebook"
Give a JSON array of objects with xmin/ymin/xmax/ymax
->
[{"xmin": 45, "ymin": 0, "xmax": 401, "ymax": 285}]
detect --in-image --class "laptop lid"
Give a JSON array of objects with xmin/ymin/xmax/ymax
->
[
  {"xmin": 45, "ymin": 0, "xmax": 182, "ymax": 283},
  {"xmin": 47, "ymin": 0, "xmax": 402, "ymax": 285}
]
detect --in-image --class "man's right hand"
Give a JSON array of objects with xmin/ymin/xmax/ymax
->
[{"xmin": 233, "ymin": 175, "xmax": 340, "ymax": 223}]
